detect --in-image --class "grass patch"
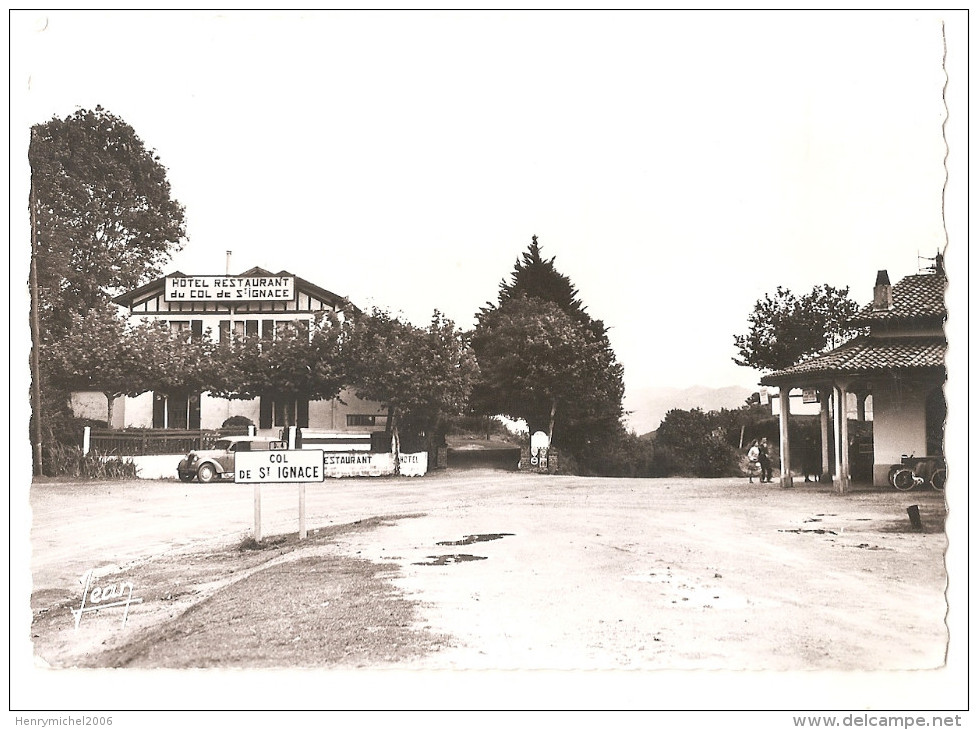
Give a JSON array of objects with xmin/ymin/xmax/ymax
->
[{"xmin": 237, "ymin": 535, "xmax": 287, "ymax": 551}]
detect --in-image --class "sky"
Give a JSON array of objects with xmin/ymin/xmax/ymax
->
[{"xmin": 10, "ymin": 9, "xmax": 966, "ymax": 420}]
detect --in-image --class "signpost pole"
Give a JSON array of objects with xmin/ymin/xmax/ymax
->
[
  {"xmin": 238, "ymin": 449, "xmax": 323, "ymax": 543},
  {"xmin": 253, "ymin": 484, "xmax": 262, "ymax": 542}
]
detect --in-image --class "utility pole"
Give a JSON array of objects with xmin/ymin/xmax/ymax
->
[{"xmin": 29, "ymin": 132, "xmax": 44, "ymax": 476}]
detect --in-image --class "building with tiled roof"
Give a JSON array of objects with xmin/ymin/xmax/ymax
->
[
  {"xmin": 849, "ymin": 272, "xmax": 948, "ymax": 327},
  {"xmin": 760, "ymin": 258, "xmax": 947, "ymax": 490},
  {"xmin": 71, "ymin": 266, "xmax": 387, "ymax": 434}
]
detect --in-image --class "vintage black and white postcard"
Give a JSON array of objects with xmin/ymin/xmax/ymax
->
[{"xmin": 9, "ymin": 9, "xmax": 968, "ymax": 721}]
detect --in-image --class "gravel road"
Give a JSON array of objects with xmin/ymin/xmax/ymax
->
[{"xmin": 28, "ymin": 469, "xmax": 948, "ymax": 675}]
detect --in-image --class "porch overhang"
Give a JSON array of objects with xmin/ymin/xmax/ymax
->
[{"xmin": 758, "ymin": 336, "xmax": 946, "ymax": 493}]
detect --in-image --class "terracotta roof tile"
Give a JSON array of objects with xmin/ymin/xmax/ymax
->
[
  {"xmin": 760, "ymin": 335, "xmax": 947, "ymax": 384},
  {"xmin": 851, "ymin": 273, "xmax": 947, "ymax": 324}
]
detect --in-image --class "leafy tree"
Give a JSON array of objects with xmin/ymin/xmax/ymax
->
[
  {"xmin": 29, "ymin": 106, "xmax": 186, "ymax": 340},
  {"xmin": 570, "ymin": 422, "xmax": 655, "ymax": 478},
  {"xmin": 141, "ymin": 321, "xmax": 223, "ymax": 427},
  {"xmin": 212, "ymin": 314, "xmax": 347, "ymax": 427},
  {"xmin": 653, "ymin": 407, "xmax": 740, "ymax": 477},
  {"xmin": 401, "ymin": 311, "xmax": 480, "ymax": 449},
  {"xmin": 472, "ymin": 237, "xmax": 626, "ymax": 471},
  {"xmin": 471, "ymin": 295, "xmax": 623, "ymax": 447},
  {"xmin": 733, "ymin": 285, "xmax": 861, "ymax": 372},
  {"xmin": 47, "ymin": 305, "xmax": 158, "ymax": 429},
  {"xmin": 343, "ymin": 309, "xmax": 477, "ymax": 468}
]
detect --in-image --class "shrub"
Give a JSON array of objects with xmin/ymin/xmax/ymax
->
[
  {"xmin": 652, "ymin": 408, "xmax": 747, "ymax": 477},
  {"xmin": 573, "ymin": 430, "xmax": 656, "ymax": 478},
  {"xmin": 42, "ymin": 442, "xmax": 137, "ymax": 479}
]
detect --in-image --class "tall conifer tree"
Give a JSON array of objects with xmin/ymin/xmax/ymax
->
[{"xmin": 472, "ymin": 236, "xmax": 625, "ymax": 472}]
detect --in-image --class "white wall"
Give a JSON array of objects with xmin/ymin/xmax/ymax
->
[
  {"xmin": 126, "ymin": 392, "xmax": 155, "ymax": 428},
  {"xmin": 203, "ymin": 395, "xmax": 260, "ymax": 430},
  {"xmin": 872, "ymin": 381, "xmax": 928, "ymax": 484},
  {"xmin": 131, "ymin": 454, "xmax": 184, "ymax": 480},
  {"xmin": 69, "ymin": 391, "xmax": 125, "ymax": 428}
]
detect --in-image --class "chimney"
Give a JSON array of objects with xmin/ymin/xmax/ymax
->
[{"xmin": 873, "ymin": 270, "xmax": 892, "ymax": 310}]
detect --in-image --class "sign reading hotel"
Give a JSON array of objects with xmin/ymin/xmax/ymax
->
[
  {"xmin": 165, "ymin": 275, "xmax": 295, "ymax": 302},
  {"xmin": 235, "ymin": 449, "xmax": 325, "ymax": 483}
]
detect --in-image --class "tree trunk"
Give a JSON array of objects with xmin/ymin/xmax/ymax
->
[
  {"xmin": 105, "ymin": 393, "xmax": 116, "ymax": 430},
  {"xmin": 547, "ymin": 399, "xmax": 557, "ymax": 447},
  {"xmin": 390, "ymin": 409, "xmax": 401, "ymax": 476}
]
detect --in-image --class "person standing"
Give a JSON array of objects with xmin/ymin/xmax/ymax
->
[
  {"xmin": 758, "ymin": 438, "xmax": 773, "ymax": 483},
  {"xmin": 746, "ymin": 439, "xmax": 760, "ymax": 483}
]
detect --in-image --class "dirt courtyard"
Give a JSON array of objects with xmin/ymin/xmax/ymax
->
[{"xmin": 25, "ymin": 469, "xmax": 951, "ymax": 682}]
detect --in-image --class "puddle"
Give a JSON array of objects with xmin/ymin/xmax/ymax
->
[
  {"xmin": 436, "ymin": 533, "xmax": 514, "ymax": 546},
  {"xmin": 413, "ymin": 554, "xmax": 488, "ymax": 566},
  {"xmin": 779, "ymin": 528, "xmax": 838, "ymax": 535}
]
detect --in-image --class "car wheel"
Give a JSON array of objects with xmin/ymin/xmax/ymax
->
[
  {"xmin": 197, "ymin": 463, "xmax": 217, "ymax": 483},
  {"xmin": 930, "ymin": 468, "xmax": 946, "ymax": 491},
  {"xmin": 178, "ymin": 472, "xmax": 194, "ymax": 483}
]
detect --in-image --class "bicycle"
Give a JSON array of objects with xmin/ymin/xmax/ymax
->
[{"xmin": 888, "ymin": 454, "xmax": 946, "ymax": 492}]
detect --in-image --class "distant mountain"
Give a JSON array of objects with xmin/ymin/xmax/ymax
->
[{"xmin": 625, "ymin": 384, "xmax": 755, "ymax": 436}]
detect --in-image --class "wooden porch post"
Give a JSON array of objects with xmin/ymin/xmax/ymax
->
[
  {"xmin": 778, "ymin": 385, "xmax": 793, "ymax": 488},
  {"xmin": 819, "ymin": 388, "xmax": 832, "ymax": 482},
  {"xmin": 834, "ymin": 382, "xmax": 851, "ymax": 494}
]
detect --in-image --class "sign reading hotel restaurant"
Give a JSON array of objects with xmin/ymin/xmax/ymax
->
[
  {"xmin": 165, "ymin": 275, "xmax": 295, "ymax": 302},
  {"xmin": 235, "ymin": 449, "xmax": 325, "ymax": 483},
  {"xmin": 323, "ymin": 452, "xmax": 428, "ymax": 478}
]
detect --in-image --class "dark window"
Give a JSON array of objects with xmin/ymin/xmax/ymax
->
[
  {"xmin": 274, "ymin": 399, "xmax": 296, "ymax": 429},
  {"xmin": 260, "ymin": 396, "xmax": 309, "ymax": 429},
  {"xmin": 219, "ymin": 320, "xmax": 256, "ymax": 343},
  {"xmin": 347, "ymin": 415, "xmax": 377, "ymax": 427},
  {"xmin": 152, "ymin": 392, "xmax": 201, "ymax": 429}
]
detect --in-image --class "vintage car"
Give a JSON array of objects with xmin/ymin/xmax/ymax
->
[{"xmin": 177, "ymin": 436, "xmax": 287, "ymax": 483}]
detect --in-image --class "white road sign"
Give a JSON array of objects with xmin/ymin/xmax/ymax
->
[{"xmin": 235, "ymin": 449, "xmax": 325, "ymax": 483}]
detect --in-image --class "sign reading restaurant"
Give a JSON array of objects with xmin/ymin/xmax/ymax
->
[{"xmin": 164, "ymin": 275, "xmax": 296, "ymax": 302}]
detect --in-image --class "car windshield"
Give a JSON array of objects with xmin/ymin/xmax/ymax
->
[{"xmin": 214, "ymin": 439, "xmax": 235, "ymax": 451}]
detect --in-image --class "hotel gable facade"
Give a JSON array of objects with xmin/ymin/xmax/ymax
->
[{"xmin": 71, "ymin": 267, "xmax": 388, "ymax": 436}]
